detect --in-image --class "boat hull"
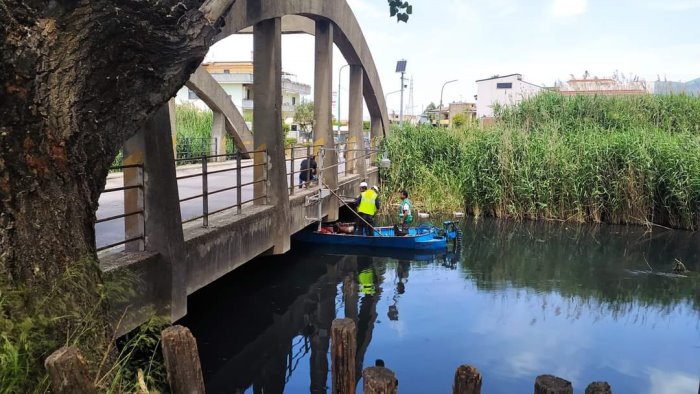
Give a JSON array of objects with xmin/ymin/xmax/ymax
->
[{"xmin": 293, "ymin": 226, "xmax": 447, "ymax": 250}]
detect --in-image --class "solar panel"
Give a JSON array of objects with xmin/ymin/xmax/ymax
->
[{"xmin": 395, "ymin": 60, "xmax": 407, "ymax": 73}]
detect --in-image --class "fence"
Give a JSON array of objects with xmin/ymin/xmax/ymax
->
[
  {"xmin": 177, "ymin": 150, "xmax": 268, "ymax": 228},
  {"xmin": 176, "ymin": 137, "xmax": 220, "ymax": 164},
  {"xmin": 96, "ymin": 163, "xmax": 145, "ymax": 252},
  {"xmin": 286, "ymin": 144, "xmax": 322, "ymax": 194}
]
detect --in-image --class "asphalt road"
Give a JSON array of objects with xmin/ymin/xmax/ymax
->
[{"xmin": 96, "ymin": 156, "xmax": 350, "ymax": 250}]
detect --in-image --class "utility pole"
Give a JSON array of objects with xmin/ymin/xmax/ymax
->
[{"xmin": 396, "ymin": 60, "xmax": 407, "ymax": 126}]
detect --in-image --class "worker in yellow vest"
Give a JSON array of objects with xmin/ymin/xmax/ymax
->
[{"xmin": 355, "ymin": 182, "xmax": 380, "ymax": 236}]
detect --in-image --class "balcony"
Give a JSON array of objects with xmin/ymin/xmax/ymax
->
[{"xmin": 240, "ymin": 100, "xmax": 297, "ymax": 114}]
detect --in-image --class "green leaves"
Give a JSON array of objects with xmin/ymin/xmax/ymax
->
[{"xmin": 387, "ymin": 0, "xmax": 412, "ymax": 22}]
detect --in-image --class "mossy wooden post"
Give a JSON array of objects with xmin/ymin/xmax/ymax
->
[
  {"xmin": 453, "ymin": 365, "xmax": 482, "ymax": 394},
  {"xmin": 585, "ymin": 381, "xmax": 612, "ymax": 394},
  {"xmin": 161, "ymin": 325, "xmax": 205, "ymax": 394},
  {"xmin": 534, "ymin": 375, "xmax": 573, "ymax": 394},
  {"xmin": 331, "ymin": 318, "xmax": 357, "ymax": 394},
  {"xmin": 44, "ymin": 347, "xmax": 97, "ymax": 394},
  {"xmin": 362, "ymin": 366, "xmax": 397, "ymax": 394}
]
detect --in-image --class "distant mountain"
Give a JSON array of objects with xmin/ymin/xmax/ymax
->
[{"xmin": 654, "ymin": 78, "xmax": 700, "ymax": 95}]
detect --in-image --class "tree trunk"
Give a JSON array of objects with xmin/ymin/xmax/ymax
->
[{"xmin": 0, "ymin": 0, "xmax": 231, "ymax": 387}]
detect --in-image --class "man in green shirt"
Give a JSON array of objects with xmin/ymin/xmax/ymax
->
[{"xmin": 398, "ymin": 189, "xmax": 413, "ymax": 234}]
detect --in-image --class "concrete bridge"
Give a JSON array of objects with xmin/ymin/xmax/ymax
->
[{"xmin": 98, "ymin": 0, "xmax": 388, "ymax": 335}]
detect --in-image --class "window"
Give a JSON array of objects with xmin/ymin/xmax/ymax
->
[
  {"xmin": 188, "ymin": 89, "xmax": 199, "ymax": 100},
  {"xmin": 292, "ymin": 97, "xmax": 296, "ymax": 105},
  {"xmin": 496, "ymin": 82, "xmax": 512, "ymax": 89},
  {"xmin": 223, "ymin": 69, "xmax": 230, "ymax": 74}
]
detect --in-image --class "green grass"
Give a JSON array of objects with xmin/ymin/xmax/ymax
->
[
  {"xmin": 0, "ymin": 259, "xmax": 169, "ymax": 393},
  {"xmin": 382, "ymin": 93, "xmax": 700, "ymax": 229}
]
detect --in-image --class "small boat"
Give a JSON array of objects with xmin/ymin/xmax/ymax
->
[{"xmin": 294, "ymin": 222, "xmax": 459, "ymax": 251}]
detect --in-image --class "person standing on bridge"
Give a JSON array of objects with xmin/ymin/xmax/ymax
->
[
  {"xmin": 355, "ymin": 182, "xmax": 379, "ymax": 236},
  {"xmin": 298, "ymin": 154, "xmax": 317, "ymax": 188}
]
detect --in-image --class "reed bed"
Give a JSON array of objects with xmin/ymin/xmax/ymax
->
[{"xmin": 383, "ymin": 93, "xmax": 700, "ymax": 229}]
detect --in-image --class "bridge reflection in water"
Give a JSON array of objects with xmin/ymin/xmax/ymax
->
[{"xmin": 180, "ymin": 246, "xmax": 447, "ymax": 393}]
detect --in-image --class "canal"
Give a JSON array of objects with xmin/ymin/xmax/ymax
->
[{"xmin": 180, "ymin": 218, "xmax": 700, "ymax": 393}]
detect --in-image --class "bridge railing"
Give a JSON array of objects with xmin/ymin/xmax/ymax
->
[
  {"xmin": 176, "ymin": 150, "xmax": 268, "ymax": 228},
  {"xmin": 286, "ymin": 144, "xmax": 323, "ymax": 194},
  {"xmin": 97, "ymin": 163, "xmax": 145, "ymax": 252}
]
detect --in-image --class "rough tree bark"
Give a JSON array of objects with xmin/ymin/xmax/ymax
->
[{"xmin": 0, "ymin": 0, "xmax": 233, "ymax": 381}]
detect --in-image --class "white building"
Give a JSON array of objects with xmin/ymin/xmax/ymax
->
[
  {"xmin": 475, "ymin": 74, "xmax": 543, "ymax": 118},
  {"xmin": 176, "ymin": 61, "xmax": 311, "ymax": 121}
]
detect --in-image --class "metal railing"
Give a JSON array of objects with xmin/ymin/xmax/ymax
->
[
  {"xmin": 285, "ymin": 144, "xmax": 322, "ymax": 194},
  {"xmin": 96, "ymin": 163, "xmax": 145, "ymax": 252},
  {"xmin": 177, "ymin": 150, "xmax": 268, "ymax": 228},
  {"xmin": 176, "ymin": 137, "xmax": 218, "ymax": 164}
]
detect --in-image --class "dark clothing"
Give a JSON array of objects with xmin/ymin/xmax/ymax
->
[
  {"xmin": 356, "ymin": 213, "xmax": 375, "ymax": 236},
  {"xmin": 299, "ymin": 158, "xmax": 317, "ymax": 186}
]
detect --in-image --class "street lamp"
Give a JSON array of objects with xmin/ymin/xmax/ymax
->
[
  {"xmin": 337, "ymin": 64, "xmax": 349, "ymax": 136},
  {"xmin": 439, "ymin": 79, "xmax": 458, "ymax": 127},
  {"xmin": 396, "ymin": 60, "xmax": 407, "ymax": 125},
  {"xmin": 384, "ymin": 90, "xmax": 402, "ymax": 122}
]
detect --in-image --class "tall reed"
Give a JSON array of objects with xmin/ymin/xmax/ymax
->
[{"xmin": 383, "ymin": 93, "xmax": 700, "ymax": 229}]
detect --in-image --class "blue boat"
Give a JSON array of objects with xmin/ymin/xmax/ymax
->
[{"xmin": 294, "ymin": 222, "xmax": 458, "ymax": 251}]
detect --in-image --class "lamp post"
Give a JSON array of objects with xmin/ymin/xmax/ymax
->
[
  {"xmin": 439, "ymin": 79, "xmax": 458, "ymax": 127},
  {"xmin": 337, "ymin": 64, "xmax": 349, "ymax": 138},
  {"xmin": 384, "ymin": 90, "xmax": 401, "ymax": 122}
]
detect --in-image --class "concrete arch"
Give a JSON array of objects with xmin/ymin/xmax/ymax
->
[
  {"xmin": 217, "ymin": 0, "xmax": 390, "ymax": 137},
  {"xmin": 185, "ymin": 67, "xmax": 254, "ymax": 158}
]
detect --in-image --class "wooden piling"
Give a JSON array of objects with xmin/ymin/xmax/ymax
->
[
  {"xmin": 331, "ymin": 318, "xmax": 357, "ymax": 394},
  {"xmin": 161, "ymin": 325, "xmax": 205, "ymax": 394},
  {"xmin": 453, "ymin": 364, "xmax": 482, "ymax": 394},
  {"xmin": 363, "ymin": 366, "xmax": 397, "ymax": 394},
  {"xmin": 534, "ymin": 375, "xmax": 573, "ymax": 394},
  {"xmin": 44, "ymin": 347, "xmax": 97, "ymax": 394},
  {"xmin": 585, "ymin": 381, "xmax": 612, "ymax": 394}
]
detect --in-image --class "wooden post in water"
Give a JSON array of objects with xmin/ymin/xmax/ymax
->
[
  {"xmin": 362, "ymin": 366, "xmax": 397, "ymax": 394},
  {"xmin": 331, "ymin": 318, "xmax": 357, "ymax": 394},
  {"xmin": 161, "ymin": 325, "xmax": 205, "ymax": 394},
  {"xmin": 44, "ymin": 347, "xmax": 97, "ymax": 394},
  {"xmin": 585, "ymin": 381, "xmax": 612, "ymax": 394},
  {"xmin": 534, "ymin": 375, "xmax": 573, "ymax": 394},
  {"xmin": 453, "ymin": 364, "xmax": 482, "ymax": 394}
]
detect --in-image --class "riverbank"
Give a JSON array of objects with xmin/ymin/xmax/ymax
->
[{"xmin": 382, "ymin": 93, "xmax": 700, "ymax": 230}]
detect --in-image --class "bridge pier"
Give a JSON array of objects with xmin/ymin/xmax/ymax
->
[
  {"xmin": 212, "ymin": 111, "xmax": 227, "ymax": 161},
  {"xmin": 314, "ymin": 19, "xmax": 339, "ymax": 221},
  {"xmin": 349, "ymin": 65, "xmax": 366, "ymax": 179},
  {"xmin": 123, "ymin": 104, "xmax": 188, "ymax": 321},
  {"xmin": 254, "ymin": 16, "xmax": 290, "ymax": 254}
]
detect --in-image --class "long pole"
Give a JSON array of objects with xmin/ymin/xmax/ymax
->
[
  {"xmin": 323, "ymin": 182, "xmax": 384, "ymax": 237},
  {"xmin": 439, "ymin": 79, "xmax": 458, "ymax": 127},
  {"xmin": 399, "ymin": 71, "xmax": 405, "ymax": 126}
]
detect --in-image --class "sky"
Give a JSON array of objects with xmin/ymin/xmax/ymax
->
[{"xmin": 205, "ymin": 0, "xmax": 700, "ymax": 119}]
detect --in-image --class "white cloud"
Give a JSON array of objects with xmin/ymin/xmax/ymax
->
[{"xmin": 551, "ymin": 0, "xmax": 588, "ymax": 17}]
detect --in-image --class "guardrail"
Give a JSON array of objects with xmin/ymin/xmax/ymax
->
[
  {"xmin": 96, "ymin": 164, "xmax": 145, "ymax": 252},
  {"xmin": 286, "ymin": 144, "xmax": 322, "ymax": 194},
  {"xmin": 177, "ymin": 150, "xmax": 268, "ymax": 228}
]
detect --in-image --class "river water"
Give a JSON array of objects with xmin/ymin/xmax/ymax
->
[{"xmin": 181, "ymin": 218, "xmax": 700, "ymax": 393}]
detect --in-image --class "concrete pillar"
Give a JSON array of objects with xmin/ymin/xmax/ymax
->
[
  {"xmin": 314, "ymin": 19, "xmax": 338, "ymax": 220},
  {"xmin": 253, "ymin": 17, "xmax": 290, "ymax": 254},
  {"xmin": 123, "ymin": 104, "xmax": 187, "ymax": 321},
  {"xmin": 168, "ymin": 98, "xmax": 178, "ymax": 158},
  {"xmin": 370, "ymin": 117, "xmax": 382, "ymax": 164},
  {"xmin": 212, "ymin": 111, "xmax": 227, "ymax": 161},
  {"xmin": 349, "ymin": 65, "xmax": 366, "ymax": 179}
]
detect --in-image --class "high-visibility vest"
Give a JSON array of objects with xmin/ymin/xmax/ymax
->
[{"xmin": 357, "ymin": 189, "xmax": 378, "ymax": 216}]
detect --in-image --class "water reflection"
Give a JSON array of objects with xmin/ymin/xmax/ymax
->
[{"xmin": 181, "ymin": 219, "xmax": 700, "ymax": 393}]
